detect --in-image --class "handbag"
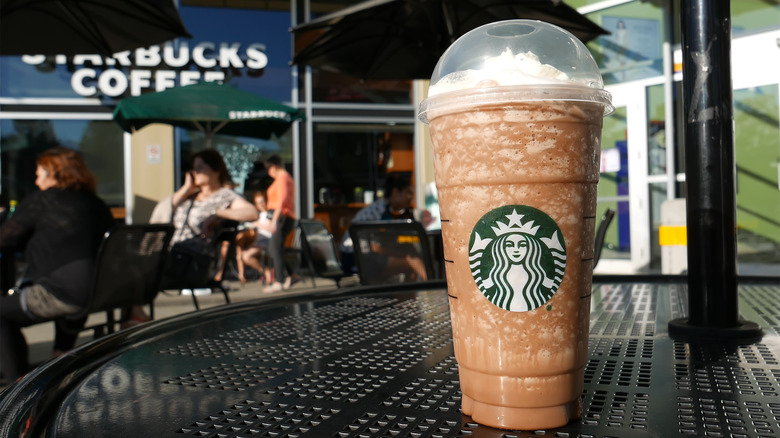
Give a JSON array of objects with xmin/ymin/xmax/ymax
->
[
  {"xmin": 163, "ymin": 239, "xmax": 218, "ymax": 287},
  {"xmin": 161, "ymin": 197, "xmax": 219, "ymax": 288}
]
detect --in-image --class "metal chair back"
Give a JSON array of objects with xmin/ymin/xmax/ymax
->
[
  {"xmin": 348, "ymin": 219, "xmax": 434, "ymax": 286},
  {"xmin": 298, "ymin": 219, "xmax": 347, "ymax": 287},
  {"xmin": 594, "ymin": 208, "xmax": 615, "ymax": 268},
  {"xmin": 68, "ymin": 224, "xmax": 174, "ymax": 335}
]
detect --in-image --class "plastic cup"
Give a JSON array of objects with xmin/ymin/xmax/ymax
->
[{"xmin": 418, "ymin": 20, "xmax": 613, "ymax": 430}]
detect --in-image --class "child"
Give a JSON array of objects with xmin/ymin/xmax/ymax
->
[{"xmin": 238, "ymin": 191, "xmax": 273, "ymax": 284}]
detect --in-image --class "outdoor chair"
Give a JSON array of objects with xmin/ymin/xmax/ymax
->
[
  {"xmin": 63, "ymin": 223, "xmax": 174, "ymax": 338},
  {"xmin": 426, "ymin": 229, "xmax": 445, "ymax": 280},
  {"xmin": 348, "ymin": 219, "xmax": 435, "ymax": 286},
  {"xmin": 161, "ymin": 220, "xmax": 238, "ymax": 310},
  {"xmin": 298, "ymin": 219, "xmax": 349, "ymax": 287},
  {"xmin": 594, "ymin": 208, "xmax": 616, "ymax": 268}
]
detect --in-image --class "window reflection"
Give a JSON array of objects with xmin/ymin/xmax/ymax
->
[
  {"xmin": 734, "ymin": 84, "xmax": 780, "ymax": 272},
  {"xmin": 649, "ymin": 182, "xmax": 667, "ymax": 270},
  {"xmin": 566, "ymin": 0, "xmax": 610, "ymax": 7},
  {"xmin": 179, "ymin": 129, "xmax": 292, "ymax": 195},
  {"xmin": 732, "ymin": 1, "xmax": 780, "ymax": 36},
  {"xmin": 598, "ymin": 106, "xmax": 630, "ymax": 260},
  {"xmin": 0, "ymin": 119, "xmax": 124, "ymax": 206},
  {"xmin": 312, "ymin": 122, "xmax": 414, "ymax": 244},
  {"xmin": 309, "ymin": 69, "xmax": 412, "ymax": 104},
  {"xmin": 646, "ymin": 84, "xmax": 667, "ymax": 176},
  {"xmin": 585, "ymin": 1, "xmax": 665, "ymax": 86}
]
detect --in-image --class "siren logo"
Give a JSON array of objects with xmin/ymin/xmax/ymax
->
[{"xmin": 469, "ymin": 205, "xmax": 566, "ymax": 312}]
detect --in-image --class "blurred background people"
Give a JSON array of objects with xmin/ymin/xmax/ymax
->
[
  {"xmin": 0, "ymin": 147, "xmax": 115, "ymax": 382},
  {"xmin": 339, "ymin": 172, "xmax": 415, "ymax": 274},
  {"xmin": 149, "ymin": 149, "xmax": 257, "ymax": 310},
  {"xmin": 237, "ymin": 191, "xmax": 273, "ymax": 285},
  {"xmin": 167, "ymin": 149, "xmax": 257, "ymax": 246},
  {"xmin": 263, "ymin": 155, "xmax": 296, "ymax": 293}
]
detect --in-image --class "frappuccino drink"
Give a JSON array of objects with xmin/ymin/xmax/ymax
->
[{"xmin": 418, "ymin": 21, "xmax": 613, "ymax": 430}]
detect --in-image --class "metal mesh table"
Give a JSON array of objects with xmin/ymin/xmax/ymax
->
[{"xmin": 2, "ymin": 280, "xmax": 780, "ymax": 437}]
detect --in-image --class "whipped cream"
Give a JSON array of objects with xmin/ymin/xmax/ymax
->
[{"xmin": 428, "ymin": 48, "xmax": 579, "ymax": 97}]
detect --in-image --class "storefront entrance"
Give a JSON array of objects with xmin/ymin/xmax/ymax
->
[{"xmin": 595, "ymin": 29, "xmax": 780, "ymax": 274}]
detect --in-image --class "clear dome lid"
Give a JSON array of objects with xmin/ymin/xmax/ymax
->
[{"xmin": 419, "ymin": 20, "xmax": 613, "ymax": 122}]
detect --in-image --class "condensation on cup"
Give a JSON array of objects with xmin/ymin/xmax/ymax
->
[{"xmin": 418, "ymin": 20, "xmax": 613, "ymax": 430}]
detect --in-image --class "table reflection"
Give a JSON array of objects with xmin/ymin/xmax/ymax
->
[{"xmin": 3, "ymin": 280, "xmax": 780, "ymax": 437}]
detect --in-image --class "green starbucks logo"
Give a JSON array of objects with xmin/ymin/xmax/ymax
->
[{"xmin": 470, "ymin": 205, "xmax": 566, "ymax": 312}]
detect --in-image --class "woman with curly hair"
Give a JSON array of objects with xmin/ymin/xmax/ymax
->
[
  {"xmin": 167, "ymin": 149, "xmax": 258, "ymax": 246},
  {"xmin": 0, "ymin": 147, "xmax": 115, "ymax": 382}
]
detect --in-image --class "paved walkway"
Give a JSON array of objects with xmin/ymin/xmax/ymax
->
[{"xmin": 2, "ymin": 274, "xmax": 360, "ymax": 392}]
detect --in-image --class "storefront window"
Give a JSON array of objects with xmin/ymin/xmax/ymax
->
[
  {"xmin": 645, "ymin": 82, "xmax": 685, "ymax": 177},
  {"xmin": 179, "ymin": 129, "xmax": 293, "ymax": 195},
  {"xmin": 646, "ymin": 84, "xmax": 667, "ymax": 176},
  {"xmin": 308, "ymin": 70, "xmax": 413, "ymax": 104},
  {"xmin": 585, "ymin": 1, "xmax": 665, "ymax": 86},
  {"xmin": 312, "ymin": 122, "xmax": 414, "ymax": 243},
  {"xmin": 649, "ymin": 182, "xmax": 666, "ymax": 268},
  {"xmin": 0, "ymin": 57, "xmax": 87, "ymax": 99},
  {"xmin": 646, "ymin": 83, "xmax": 685, "ymax": 271},
  {"xmin": 0, "ymin": 119, "xmax": 125, "ymax": 206},
  {"xmin": 732, "ymin": 1, "xmax": 780, "ymax": 36},
  {"xmin": 734, "ymin": 84, "xmax": 780, "ymax": 273},
  {"xmin": 567, "ymin": 0, "xmax": 613, "ymax": 7},
  {"xmin": 297, "ymin": 3, "xmax": 414, "ymax": 104},
  {"xmin": 597, "ymin": 106, "xmax": 630, "ymax": 260}
]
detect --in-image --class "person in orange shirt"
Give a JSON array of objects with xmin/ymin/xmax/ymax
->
[{"xmin": 263, "ymin": 154, "xmax": 296, "ymax": 293}]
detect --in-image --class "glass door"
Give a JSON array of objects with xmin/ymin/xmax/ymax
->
[
  {"xmin": 595, "ymin": 83, "xmax": 651, "ymax": 273},
  {"xmin": 731, "ymin": 30, "xmax": 780, "ymax": 275},
  {"xmin": 734, "ymin": 84, "xmax": 780, "ymax": 275}
]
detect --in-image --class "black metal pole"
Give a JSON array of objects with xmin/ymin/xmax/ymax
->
[
  {"xmin": 294, "ymin": 0, "xmax": 313, "ymax": 220},
  {"xmin": 684, "ymin": 0, "xmax": 737, "ymax": 327},
  {"xmin": 668, "ymin": 0, "xmax": 761, "ymax": 340}
]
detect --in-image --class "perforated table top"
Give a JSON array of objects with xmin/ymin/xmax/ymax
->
[{"xmin": 2, "ymin": 280, "xmax": 780, "ymax": 437}]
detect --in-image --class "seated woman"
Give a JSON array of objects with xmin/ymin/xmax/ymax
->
[
  {"xmin": 155, "ymin": 149, "xmax": 258, "ymax": 288},
  {"xmin": 0, "ymin": 147, "xmax": 115, "ymax": 383}
]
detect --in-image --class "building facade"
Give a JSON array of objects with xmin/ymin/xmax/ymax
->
[{"xmin": 0, "ymin": 0, "xmax": 778, "ymax": 274}]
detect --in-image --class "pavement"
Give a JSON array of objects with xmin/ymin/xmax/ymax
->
[{"xmin": 1, "ymin": 273, "xmax": 360, "ymax": 392}]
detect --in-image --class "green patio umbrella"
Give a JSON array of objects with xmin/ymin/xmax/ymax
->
[{"xmin": 113, "ymin": 82, "xmax": 305, "ymax": 145}]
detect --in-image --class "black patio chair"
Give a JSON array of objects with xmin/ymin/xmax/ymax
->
[
  {"xmin": 62, "ymin": 223, "xmax": 174, "ymax": 338},
  {"xmin": 348, "ymin": 219, "xmax": 434, "ymax": 286},
  {"xmin": 298, "ymin": 219, "xmax": 349, "ymax": 287},
  {"xmin": 161, "ymin": 220, "xmax": 238, "ymax": 310}
]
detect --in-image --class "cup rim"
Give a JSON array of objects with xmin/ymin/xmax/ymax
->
[{"xmin": 418, "ymin": 84, "xmax": 615, "ymax": 123}]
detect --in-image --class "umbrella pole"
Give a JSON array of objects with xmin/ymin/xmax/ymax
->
[
  {"xmin": 193, "ymin": 121, "xmax": 211, "ymax": 148},
  {"xmin": 440, "ymin": 0, "xmax": 455, "ymax": 42},
  {"xmin": 204, "ymin": 122, "xmax": 228, "ymax": 148},
  {"xmin": 668, "ymin": 0, "xmax": 761, "ymax": 341}
]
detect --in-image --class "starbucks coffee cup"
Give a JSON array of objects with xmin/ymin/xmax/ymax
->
[{"xmin": 418, "ymin": 20, "xmax": 612, "ymax": 430}]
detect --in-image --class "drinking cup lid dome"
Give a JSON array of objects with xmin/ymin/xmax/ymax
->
[{"xmin": 419, "ymin": 19, "xmax": 613, "ymax": 121}]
